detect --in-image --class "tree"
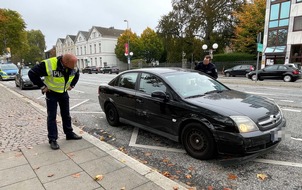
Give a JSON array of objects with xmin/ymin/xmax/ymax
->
[
  {"xmin": 140, "ymin": 27, "xmax": 164, "ymax": 63},
  {"xmin": 0, "ymin": 8, "xmax": 28, "ymax": 62},
  {"xmin": 232, "ymin": 0, "xmax": 266, "ymax": 54},
  {"xmin": 23, "ymin": 30, "xmax": 46, "ymax": 63},
  {"xmin": 115, "ymin": 29, "xmax": 140, "ymax": 63}
]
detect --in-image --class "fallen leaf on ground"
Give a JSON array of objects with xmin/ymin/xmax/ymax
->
[
  {"xmin": 79, "ymin": 130, "xmax": 84, "ymax": 134},
  {"xmin": 141, "ymin": 160, "xmax": 148, "ymax": 164},
  {"xmin": 162, "ymin": 171, "xmax": 171, "ymax": 177},
  {"xmin": 173, "ymin": 186, "xmax": 179, "ymax": 190},
  {"xmin": 47, "ymin": 174, "xmax": 54, "ymax": 177},
  {"xmin": 15, "ymin": 153, "xmax": 23, "ymax": 157},
  {"xmin": 67, "ymin": 153, "xmax": 74, "ymax": 158},
  {"xmin": 34, "ymin": 167, "xmax": 40, "ymax": 171},
  {"xmin": 186, "ymin": 174, "xmax": 192, "ymax": 179},
  {"xmin": 167, "ymin": 163, "xmax": 175, "ymax": 167},
  {"xmin": 208, "ymin": 186, "xmax": 214, "ymax": 190},
  {"xmin": 120, "ymin": 187, "xmax": 126, "ymax": 190},
  {"xmin": 144, "ymin": 152, "xmax": 152, "ymax": 156},
  {"xmin": 100, "ymin": 136, "xmax": 105, "ymax": 141},
  {"xmin": 162, "ymin": 158, "xmax": 169, "ymax": 163},
  {"xmin": 223, "ymin": 188, "xmax": 232, "ymax": 190},
  {"xmin": 228, "ymin": 173, "xmax": 238, "ymax": 180},
  {"xmin": 188, "ymin": 166, "xmax": 195, "ymax": 171},
  {"xmin": 257, "ymin": 173, "xmax": 268, "ymax": 181},
  {"xmin": 72, "ymin": 173, "xmax": 81, "ymax": 178},
  {"xmin": 94, "ymin": 175, "xmax": 104, "ymax": 181}
]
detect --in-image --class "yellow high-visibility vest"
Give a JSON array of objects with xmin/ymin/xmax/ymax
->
[{"xmin": 43, "ymin": 57, "xmax": 77, "ymax": 93}]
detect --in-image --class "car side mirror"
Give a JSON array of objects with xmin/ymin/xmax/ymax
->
[{"xmin": 151, "ymin": 90, "xmax": 169, "ymax": 101}]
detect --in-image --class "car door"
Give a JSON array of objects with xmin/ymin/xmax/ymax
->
[
  {"xmin": 231, "ymin": 65, "xmax": 241, "ymax": 76},
  {"xmin": 111, "ymin": 72, "xmax": 138, "ymax": 121},
  {"xmin": 135, "ymin": 72, "xmax": 176, "ymax": 135},
  {"xmin": 260, "ymin": 65, "xmax": 279, "ymax": 79}
]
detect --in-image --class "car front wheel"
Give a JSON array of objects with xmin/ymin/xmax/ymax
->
[
  {"xmin": 283, "ymin": 75, "xmax": 292, "ymax": 82},
  {"xmin": 181, "ymin": 123, "xmax": 216, "ymax": 160},
  {"xmin": 105, "ymin": 103, "xmax": 120, "ymax": 126},
  {"xmin": 251, "ymin": 74, "xmax": 258, "ymax": 81},
  {"xmin": 225, "ymin": 73, "xmax": 230, "ymax": 77}
]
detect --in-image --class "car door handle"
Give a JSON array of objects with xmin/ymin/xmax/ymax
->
[{"xmin": 136, "ymin": 99, "xmax": 143, "ymax": 103}]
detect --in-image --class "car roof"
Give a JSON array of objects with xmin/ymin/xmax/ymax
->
[{"xmin": 124, "ymin": 67, "xmax": 195, "ymax": 76}]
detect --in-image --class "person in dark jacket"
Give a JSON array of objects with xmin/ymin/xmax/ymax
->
[
  {"xmin": 28, "ymin": 54, "xmax": 82, "ymax": 150},
  {"xmin": 195, "ymin": 55, "xmax": 218, "ymax": 79}
]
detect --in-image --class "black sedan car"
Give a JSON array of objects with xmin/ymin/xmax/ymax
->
[
  {"xmin": 224, "ymin": 65, "xmax": 254, "ymax": 77},
  {"xmin": 247, "ymin": 64, "xmax": 300, "ymax": 82},
  {"xmin": 82, "ymin": 66, "xmax": 98, "ymax": 74},
  {"xmin": 98, "ymin": 68, "xmax": 285, "ymax": 160},
  {"xmin": 15, "ymin": 67, "xmax": 39, "ymax": 89}
]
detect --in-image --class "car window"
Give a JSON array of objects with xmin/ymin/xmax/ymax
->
[
  {"xmin": 118, "ymin": 72, "xmax": 138, "ymax": 90},
  {"xmin": 233, "ymin": 65, "xmax": 241, "ymax": 70},
  {"xmin": 278, "ymin": 65, "xmax": 287, "ymax": 70},
  {"xmin": 265, "ymin": 65, "xmax": 278, "ymax": 70},
  {"xmin": 165, "ymin": 72, "xmax": 228, "ymax": 98},
  {"xmin": 139, "ymin": 73, "xmax": 167, "ymax": 95}
]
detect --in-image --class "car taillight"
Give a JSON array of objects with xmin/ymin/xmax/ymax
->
[{"xmin": 293, "ymin": 70, "xmax": 299, "ymax": 75}]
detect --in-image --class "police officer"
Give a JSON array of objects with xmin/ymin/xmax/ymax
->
[
  {"xmin": 195, "ymin": 55, "xmax": 218, "ymax": 79},
  {"xmin": 28, "ymin": 54, "xmax": 82, "ymax": 150}
]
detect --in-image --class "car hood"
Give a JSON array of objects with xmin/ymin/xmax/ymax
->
[
  {"xmin": 184, "ymin": 90, "xmax": 279, "ymax": 121},
  {"xmin": 2, "ymin": 69, "xmax": 17, "ymax": 74}
]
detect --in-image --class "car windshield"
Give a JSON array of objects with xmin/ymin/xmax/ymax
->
[
  {"xmin": 21, "ymin": 68, "xmax": 30, "ymax": 76},
  {"xmin": 164, "ymin": 72, "xmax": 229, "ymax": 98},
  {"xmin": 1, "ymin": 64, "xmax": 18, "ymax": 70}
]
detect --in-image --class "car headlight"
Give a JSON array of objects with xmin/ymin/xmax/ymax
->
[{"xmin": 230, "ymin": 116, "xmax": 259, "ymax": 133}]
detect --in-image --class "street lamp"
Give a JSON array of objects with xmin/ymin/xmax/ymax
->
[
  {"xmin": 124, "ymin": 19, "xmax": 133, "ymax": 70},
  {"xmin": 202, "ymin": 43, "xmax": 218, "ymax": 59}
]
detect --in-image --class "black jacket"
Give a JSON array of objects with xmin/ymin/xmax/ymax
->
[
  {"xmin": 28, "ymin": 56, "xmax": 80, "ymax": 89},
  {"xmin": 194, "ymin": 62, "xmax": 218, "ymax": 79}
]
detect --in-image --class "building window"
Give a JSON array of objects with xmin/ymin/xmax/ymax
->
[
  {"xmin": 95, "ymin": 58, "xmax": 97, "ymax": 65},
  {"xmin": 94, "ymin": 44, "xmax": 96, "ymax": 53},
  {"xmin": 99, "ymin": 43, "xmax": 102, "ymax": 53},
  {"xmin": 294, "ymin": 16, "xmax": 302, "ymax": 31},
  {"xmin": 90, "ymin": 45, "xmax": 92, "ymax": 54},
  {"xmin": 269, "ymin": 1, "xmax": 290, "ymax": 28},
  {"xmin": 268, "ymin": 29, "xmax": 287, "ymax": 46},
  {"xmin": 99, "ymin": 57, "xmax": 102, "ymax": 66},
  {"xmin": 84, "ymin": 46, "xmax": 86, "ymax": 54}
]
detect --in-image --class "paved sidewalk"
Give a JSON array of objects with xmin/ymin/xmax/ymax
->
[{"xmin": 0, "ymin": 83, "xmax": 188, "ymax": 190}]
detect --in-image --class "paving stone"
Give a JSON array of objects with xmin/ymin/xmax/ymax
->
[
  {"xmin": 0, "ymin": 165, "xmax": 36, "ymax": 187},
  {"xmin": 0, "ymin": 151, "xmax": 27, "ymax": 171},
  {"xmin": 43, "ymin": 171, "xmax": 100, "ymax": 190},
  {"xmin": 0, "ymin": 178, "xmax": 44, "ymax": 190},
  {"xmin": 132, "ymin": 181, "xmax": 165, "ymax": 190},
  {"xmin": 59, "ymin": 139, "xmax": 93, "ymax": 153},
  {"xmin": 80, "ymin": 155, "xmax": 125, "ymax": 177},
  {"xmin": 34, "ymin": 159, "xmax": 83, "ymax": 183},
  {"xmin": 68, "ymin": 147, "xmax": 108, "ymax": 164},
  {"xmin": 97, "ymin": 167, "xmax": 149, "ymax": 190}
]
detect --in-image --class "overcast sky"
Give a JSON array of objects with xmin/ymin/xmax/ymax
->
[{"xmin": 1, "ymin": 0, "xmax": 172, "ymax": 50}]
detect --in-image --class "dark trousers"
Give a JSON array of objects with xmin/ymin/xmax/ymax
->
[{"xmin": 46, "ymin": 91, "xmax": 73, "ymax": 142}]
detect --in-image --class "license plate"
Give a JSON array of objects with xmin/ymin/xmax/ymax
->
[{"xmin": 270, "ymin": 130, "xmax": 281, "ymax": 142}]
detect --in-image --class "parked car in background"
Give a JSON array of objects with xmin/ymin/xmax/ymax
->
[
  {"xmin": 224, "ymin": 65, "xmax": 254, "ymax": 77},
  {"xmin": 100, "ymin": 66, "xmax": 119, "ymax": 74},
  {"xmin": 247, "ymin": 64, "xmax": 300, "ymax": 82},
  {"xmin": 82, "ymin": 66, "xmax": 98, "ymax": 74},
  {"xmin": 98, "ymin": 68, "xmax": 284, "ymax": 160},
  {"xmin": 15, "ymin": 66, "xmax": 40, "ymax": 89},
  {"xmin": 0, "ymin": 63, "xmax": 18, "ymax": 81}
]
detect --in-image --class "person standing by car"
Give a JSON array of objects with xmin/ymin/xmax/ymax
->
[
  {"xmin": 28, "ymin": 54, "xmax": 82, "ymax": 150},
  {"xmin": 195, "ymin": 55, "xmax": 218, "ymax": 79}
]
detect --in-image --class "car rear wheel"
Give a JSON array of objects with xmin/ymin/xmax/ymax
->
[
  {"xmin": 283, "ymin": 75, "xmax": 292, "ymax": 82},
  {"xmin": 181, "ymin": 123, "xmax": 216, "ymax": 160},
  {"xmin": 225, "ymin": 73, "xmax": 230, "ymax": 77},
  {"xmin": 105, "ymin": 103, "xmax": 120, "ymax": 126}
]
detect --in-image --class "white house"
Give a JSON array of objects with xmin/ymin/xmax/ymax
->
[{"xmin": 56, "ymin": 26, "xmax": 125, "ymax": 70}]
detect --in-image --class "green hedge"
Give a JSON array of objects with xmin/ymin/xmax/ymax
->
[{"xmin": 213, "ymin": 53, "xmax": 257, "ymax": 62}]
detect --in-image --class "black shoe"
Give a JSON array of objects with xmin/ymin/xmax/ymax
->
[
  {"xmin": 49, "ymin": 141, "xmax": 60, "ymax": 150},
  {"xmin": 66, "ymin": 132, "xmax": 82, "ymax": 140}
]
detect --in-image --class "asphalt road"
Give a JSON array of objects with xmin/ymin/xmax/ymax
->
[{"xmin": 3, "ymin": 73, "xmax": 302, "ymax": 190}]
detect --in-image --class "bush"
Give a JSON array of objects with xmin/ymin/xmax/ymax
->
[{"xmin": 213, "ymin": 53, "xmax": 256, "ymax": 62}]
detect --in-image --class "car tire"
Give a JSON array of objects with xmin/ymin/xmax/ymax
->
[
  {"xmin": 109, "ymin": 71, "xmax": 112, "ymax": 74},
  {"xmin": 105, "ymin": 103, "xmax": 120, "ymax": 126},
  {"xmin": 15, "ymin": 80, "xmax": 19, "ymax": 87},
  {"xmin": 283, "ymin": 75, "xmax": 292, "ymax": 82},
  {"xmin": 225, "ymin": 73, "xmax": 230, "ymax": 77},
  {"xmin": 181, "ymin": 122, "xmax": 216, "ymax": 160},
  {"xmin": 251, "ymin": 74, "xmax": 257, "ymax": 81}
]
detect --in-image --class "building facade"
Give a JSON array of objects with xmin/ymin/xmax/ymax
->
[
  {"xmin": 262, "ymin": 0, "xmax": 302, "ymax": 67},
  {"xmin": 55, "ymin": 26, "xmax": 125, "ymax": 70}
]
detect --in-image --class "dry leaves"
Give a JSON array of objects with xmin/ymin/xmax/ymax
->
[
  {"xmin": 120, "ymin": 187, "xmax": 126, "ymax": 190},
  {"xmin": 257, "ymin": 173, "xmax": 268, "ymax": 181},
  {"xmin": 47, "ymin": 173, "xmax": 54, "ymax": 177},
  {"xmin": 228, "ymin": 173, "xmax": 238, "ymax": 180},
  {"xmin": 94, "ymin": 174, "xmax": 104, "ymax": 181},
  {"xmin": 72, "ymin": 173, "xmax": 81, "ymax": 178},
  {"xmin": 185, "ymin": 174, "xmax": 192, "ymax": 179},
  {"xmin": 162, "ymin": 171, "xmax": 171, "ymax": 177},
  {"xmin": 173, "ymin": 186, "xmax": 179, "ymax": 190},
  {"xmin": 144, "ymin": 152, "xmax": 152, "ymax": 156},
  {"xmin": 100, "ymin": 136, "xmax": 105, "ymax": 141}
]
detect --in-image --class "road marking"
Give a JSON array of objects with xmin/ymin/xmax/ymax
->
[
  {"xmin": 291, "ymin": 137, "xmax": 302, "ymax": 141},
  {"xmin": 70, "ymin": 99, "xmax": 90, "ymax": 110},
  {"xmin": 70, "ymin": 111, "xmax": 104, "ymax": 114},
  {"xmin": 281, "ymin": 108, "xmax": 301, "ymax": 112},
  {"xmin": 280, "ymin": 100, "xmax": 294, "ymax": 102},
  {"xmin": 254, "ymin": 159, "xmax": 302, "ymax": 168},
  {"xmin": 129, "ymin": 127, "xmax": 186, "ymax": 153},
  {"xmin": 72, "ymin": 89, "xmax": 85, "ymax": 93}
]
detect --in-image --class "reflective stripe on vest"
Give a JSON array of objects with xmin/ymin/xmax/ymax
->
[{"xmin": 44, "ymin": 58, "xmax": 76, "ymax": 93}]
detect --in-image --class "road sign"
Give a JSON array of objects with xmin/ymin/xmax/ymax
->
[{"xmin": 257, "ymin": 43, "xmax": 263, "ymax": 52}]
